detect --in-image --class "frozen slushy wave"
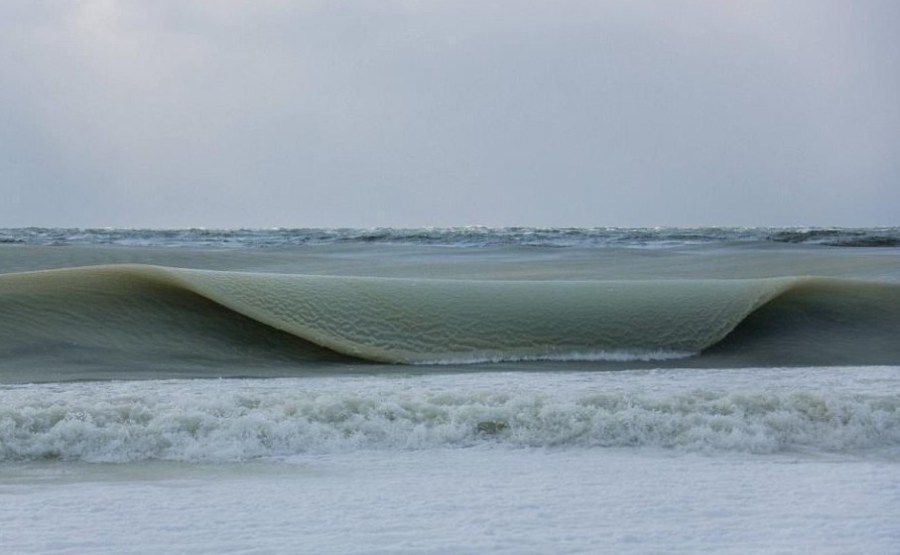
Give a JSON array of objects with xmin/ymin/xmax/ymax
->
[
  {"xmin": 0, "ymin": 265, "xmax": 787, "ymax": 365},
  {"xmin": 4, "ymin": 264, "xmax": 900, "ymax": 379},
  {"xmin": 2, "ymin": 378, "xmax": 898, "ymax": 462}
]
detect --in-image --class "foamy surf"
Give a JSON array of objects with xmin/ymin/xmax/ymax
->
[{"xmin": 2, "ymin": 368, "xmax": 899, "ymax": 462}]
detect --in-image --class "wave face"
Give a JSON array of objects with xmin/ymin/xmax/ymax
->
[
  {"xmin": 2, "ymin": 371, "xmax": 898, "ymax": 462},
  {"xmin": 2, "ymin": 264, "xmax": 900, "ymax": 381}
]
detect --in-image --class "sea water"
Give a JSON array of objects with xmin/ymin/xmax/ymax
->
[{"xmin": 1, "ymin": 227, "xmax": 899, "ymax": 553}]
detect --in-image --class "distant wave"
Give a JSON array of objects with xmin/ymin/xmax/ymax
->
[
  {"xmin": 766, "ymin": 228, "xmax": 900, "ymax": 247},
  {"xmin": 2, "ymin": 264, "xmax": 900, "ymax": 380},
  {"xmin": 2, "ymin": 226, "xmax": 899, "ymax": 248},
  {"xmin": 2, "ymin": 378, "xmax": 898, "ymax": 462}
]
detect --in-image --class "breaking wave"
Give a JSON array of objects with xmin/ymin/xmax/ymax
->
[{"xmin": 2, "ymin": 377, "xmax": 898, "ymax": 462}]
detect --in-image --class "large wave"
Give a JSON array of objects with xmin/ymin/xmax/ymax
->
[{"xmin": 1, "ymin": 264, "xmax": 899, "ymax": 380}]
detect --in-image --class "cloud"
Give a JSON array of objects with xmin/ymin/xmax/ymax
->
[{"xmin": 1, "ymin": 0, "xmax": 898, "ymax": 227}]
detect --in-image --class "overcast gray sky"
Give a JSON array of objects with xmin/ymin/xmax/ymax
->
[{"xmin": 1, "ymin": 1, "xmax": 898, "ymax": 228}]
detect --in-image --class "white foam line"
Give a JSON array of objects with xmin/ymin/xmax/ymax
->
[{"xmin": 414, "ymin": 350, "xmax": 697, "ymax": 366}]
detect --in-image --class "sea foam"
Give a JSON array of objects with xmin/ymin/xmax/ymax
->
[{"xmin": 2, "ymin": 372, "xmax": 898, "ymax": 462}]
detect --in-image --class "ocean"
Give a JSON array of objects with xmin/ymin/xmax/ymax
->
[{"xmin": 1, "ymin": 227, "xmax": 899, "ymax": 553}]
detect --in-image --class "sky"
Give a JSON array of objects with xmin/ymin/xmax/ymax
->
[{"xmin": 1, "ymin": 0, "xmax": 898, "ymax": 229}]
